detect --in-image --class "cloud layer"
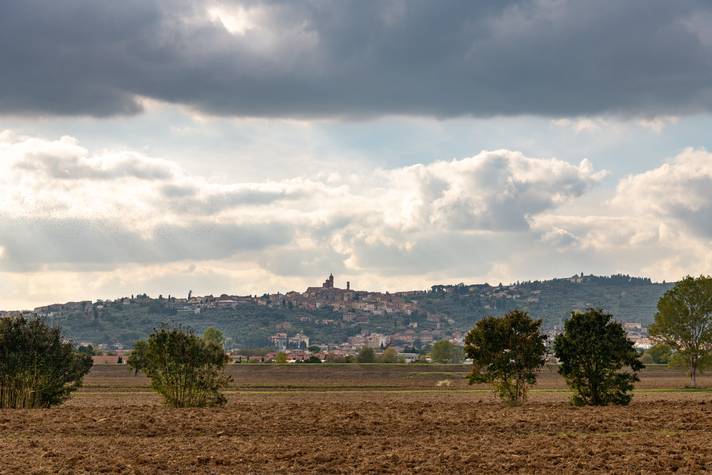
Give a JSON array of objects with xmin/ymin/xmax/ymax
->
[
  {"xmin": 0, "ymin": 131, "xmax": 600, "ymax": 270},
  {"xmin": 2, "ymin": 0, "xmax": 712, "ymax": 118},
  {"xmin": 3, "ymin": 130, "xmax": 712, "ymax": 308}
]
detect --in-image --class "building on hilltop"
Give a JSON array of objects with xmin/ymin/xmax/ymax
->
[
  {"xmin": 323, "ymin": 273, "xmax": 335, "ymax": 289},
  {"xmin": 288, "ymin": 332, "xmax": 310, "ymax": 349},
  {"xmin": 271, "ymin": 332, "xmax": 288, "ymax": 351}
]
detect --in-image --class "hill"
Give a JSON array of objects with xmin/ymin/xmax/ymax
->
[{"xmin": 10, "ymin": 273, "xmax": 672, "ymax": 351}]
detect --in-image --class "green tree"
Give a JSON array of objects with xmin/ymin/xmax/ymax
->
[
  {"xmin": 129, "ymin": 340, "xmax": 148, "ymax": 375},
  {"xmin": 642, "ymin": 343, "xmax": 673, "ymax": 365},
  {"xmin": 649, "ymin": 275, "xmax": 712, "ymax": 387},
  {"xmin": 0, "ymin": 316, "xmax": 93, "ymax": 408},
  {"xmin": 357, "ymin": 346, "xmax": 376, "ymax": 363},
  {"xmin": 379, "ymin": 347, "xmax": 399, "ymax": 363},
  {"xmin": 324, "ymin": 353, "xmax": 353, "ymax": 363},
  {"xmin": 464, "ymin": 310, "xmax": 547, "ymax": 405},
  {"xmin": 77, "ymin": 344, "xmax": 98, "ymax": 356},
  {"xmin": 431, "ymin": 340, "xmax": 464, "ymax": 364},
  {"xmin": 128, "ymin": 327, "xmax": 231, "ymax": 407},
  {"xmin": 275, "ymin": 352, "xmax": 288, "ymax": 364},
  {"xmin": 202, "ymin": 327, "xmax": 225, "ymax": 349},
  {"xmin": 554, "ymin": 309, "xmax": 644, "ymax": 406},
  {"xmin": 308, "ymin": 345, "xmax": 321, "ymax": 353}
]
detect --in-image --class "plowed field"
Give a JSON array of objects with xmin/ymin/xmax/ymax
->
[{"xmin": 1, "ymin": 365, "xmax": 711, "ymax": 474}]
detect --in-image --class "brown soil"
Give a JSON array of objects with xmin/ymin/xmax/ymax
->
[
  {"xmin": 1, "ymin": 366, "xmax": 711, "ymax": 474},
  {"xmin": 85, "ymin": 363, "xmax": 712, "ymax": 391}
]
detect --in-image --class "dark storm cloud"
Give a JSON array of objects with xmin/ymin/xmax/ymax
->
[{"xmin": 1, "ymin": 0, "xmax": 712, "ymax": 118}]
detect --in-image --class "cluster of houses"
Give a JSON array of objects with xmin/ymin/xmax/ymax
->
[
  {"xmin": 623, "ymin": 322, "xmax": 653, "ymax": 349},
  {"xmin": 258, "ymin": 274, "xmax": 419, "ymax": 315},
  {"xmin": 231, "ymin": 345, "xmax": 422, "ymax": 364},
  {"xmin": 3, "ymin": 273, "xmax": 656, "ymax": 357},
  {"xmin": 28, "ymin": 274, "xmax": 422, "ymax": 318}
]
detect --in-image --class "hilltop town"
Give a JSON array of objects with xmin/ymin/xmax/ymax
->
[{"xmin": 1, "ymin": 273, "xmax": 670, "ymax": 359}]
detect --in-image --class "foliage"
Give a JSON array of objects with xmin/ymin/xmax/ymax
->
[
  {"xmin": 379, "ymin": 347, "xmax": 400, "ymax": 363},
  {"xmin": 202, "ymin": 327, "xmax": 225, "ymax": 348},
  {"xmin": 324, "ymin": 354, "xmax": 355, "ymax": 363},
  {"xmin": 47, "ymin": 275, "xmax": 672, "ymax": 349},
  {"xmin": 308, "ymin": 345, "xmax": 321, "ymax": 353},
  {"xmin": 275, "ymin": 352, "xmax": 288, "ymax": 364},
  {"xmin": 357, "ymin": 346, "xmax": 376, "ymax": 363},
  {"xmin": 234, "ymin": 347, "xmax": 273, "ymax": 357},
  {"xmin": 415, "ymin": 275, "xmax": 672, "ymax": 330},
  {"xmin": 464, "ymin": 310, "xmax": 547, "ymax": 405},
  {"xmin": 641, "ymin": 343, "xmax": 673, "ymax": 365},
  {"xmin": 128, "ymin": 326, "xmax": 231, "ymax": 407},
  {"xmin": 430, "ymin": 340, "xmax": 464, "ymax": 364},
  {"xmin": 649, "ymin": 275, "xmax": 712, "ymax": 387},
  {"xmin": 0, "ymin": 316, "xmax": 93, "ymax": 408},
  {"xmin": 77, "ymin": 344, "xmax": 101, "ymax": 356},
  {"xmin": 554, "ymin": 309, "xmax": 644, "ymax": 406},
  {"xmin": 303, "ymin": 356, "xmax": 322, "ymax": 363}
]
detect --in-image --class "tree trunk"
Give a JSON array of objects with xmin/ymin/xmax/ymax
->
[{"xmin": 690, "ymin": 358, "xmax": 698, "ymax": 388}]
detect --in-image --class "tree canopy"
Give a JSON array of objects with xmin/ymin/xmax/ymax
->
[
  {"xmin": 554, "ymin": 309, "xmax": 644, "ymax": 406},
  {"xmin": 641, "ymin": 343, "xmax": 672, "ymax": 365},
  {"xmin": 649, "ymin": 275, "xmax": 712, "ymax": 387},
  {"xmin": 430, "ymin": 340, "xmax": 464, "ymax": 364},
  {"xmin": 357, "ymin": 346, "xmax": 376, "ymax": 363},
  {"xmin": 464, "ymin": 310, "xmax": 547, "ymax": 405},
  {"xmin": 380, "ymin": 347, "xmax": 400, "ymax": 363},
  {"xmin": 202, "ymin": 327, "xmax": 225, "ymax": 349},
  {"xmin": 0, "ymin": 315, "xmax": 92, "ymax": 408},
  {"xmin": 128, "ymin": 326, "xmax": 231, "ymax": 407}
]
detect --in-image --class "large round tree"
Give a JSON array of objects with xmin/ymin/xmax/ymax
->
[
  {"xmin": 554, "ymin": 309, "xmax": 643, "ymax": 406},
  {"xmin": 0, "ymin": 315, "xmax": 93, "ymax": 408},
  {"xmin": 649, "ymin": 275, "xmax": 712, "ymax": 387},
  {"xmin": 464, "ymin": 310, "xmax": 547, "ymax": 405}
]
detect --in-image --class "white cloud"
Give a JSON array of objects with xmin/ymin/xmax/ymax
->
[
  {"xmin": 4, "ymin": 130, "xmax": 712, "ymax": 309},
  {"xmin": 5, "ymin": 132, "xmax": 176, "ymax": 181},
  {"xmin": 552, "ymin": 117, "xmax": 609, "ymax": 133},
  {"xmin": 614, "ymin": 148, "xmax": 712, "ymax": 239},
  {"xmin": 208, "ymin": 5, "xmax": 256, "ymax": 35},
  {"xmin": 637, "ymin": 116, "xmax": 679, "ymax": 133},
  {"xmin": 524, "ymin": 149, "xmax": 712, "ymax": 284},
  {"xmin": 377, "ymin": 150, "xmax": 605, "ymax": 231},
  {"xmin": 0, "ymin": 131, "xmax": 606, "ymax": 307},
  {"xmin": 0, "ymin": 132, "xmax": 604, "ymax": 231}
]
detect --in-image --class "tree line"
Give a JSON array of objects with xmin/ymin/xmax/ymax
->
[
  {"xmin": 1, "ymin": 275, "xmax": 710, "ymax": 408},
  {"xmin": 465, "ymin": 275, "xmax": 712, "ymax": 405}
]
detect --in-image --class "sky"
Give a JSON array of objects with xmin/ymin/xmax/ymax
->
[{"xmin": 2, "ymin": 0, "xmax": 712, "ymax": 309}]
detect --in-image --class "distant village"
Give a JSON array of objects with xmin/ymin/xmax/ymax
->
[{"xmin": 0, "ymin": 273, "xmax": 656, "ymax": 364}]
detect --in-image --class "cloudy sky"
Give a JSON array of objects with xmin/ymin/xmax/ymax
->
[{"xmin": 2, "ymin": 0, "xmax": 712, "ymax": 309}]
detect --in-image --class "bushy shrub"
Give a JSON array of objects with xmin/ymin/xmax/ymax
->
[
  {"xmin": 0, "ymin": 316, "xmax": 92, "ymax": 408},
  {"xmin": 128, "ymin": 327, "xmax": 231, "ymax": 407}
]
